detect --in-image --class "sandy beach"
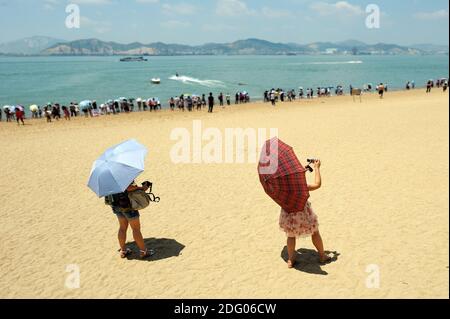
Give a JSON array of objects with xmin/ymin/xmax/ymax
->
[{"xmin": 0, "ymin": 89, "xmax": 448, "ymax": 299}]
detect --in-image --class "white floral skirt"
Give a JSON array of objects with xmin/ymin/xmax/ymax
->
[{"xmin": 279, "ymin": 202, "xmax": 319, "ymax": 238}]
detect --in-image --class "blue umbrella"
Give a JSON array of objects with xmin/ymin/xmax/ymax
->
[
  {"xmin": 79, "ymin": 100, "xmax": 92, "ymax": 109},
  {"xmin": 87, "ymin": 139, "xmax": 148, "ymax": 198}
]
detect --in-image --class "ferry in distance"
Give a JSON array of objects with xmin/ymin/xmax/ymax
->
[{"xmin": 120, "ymin": 56, "xmax": 148, "ymax": 62}]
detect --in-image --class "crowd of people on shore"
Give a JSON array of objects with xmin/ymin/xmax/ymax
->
[
  {"xmin": 0, "ymin": 90, "xmax": 251, "ymax": 124},
  {"xmin": 1, "ymin": 78, "xmax": 448, "ymax": 125},
  {"xmin": 263, "ymin": 85, "xmax": 348, "ymax": 105},
  {"xmin": 167, "ymin": 91, "xmax": 251, "ymax": 112},
  {"xmin": 426, "ymin": 78, "xmax": 448, "ymax": 93}
]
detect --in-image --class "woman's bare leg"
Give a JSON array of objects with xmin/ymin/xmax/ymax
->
[
  {"xmin": 287, "ymin": 237, "xmax": 297, "ymax": 268},
  {"xmin": 117, "ymin": 217, "xmax": 129, "ymax": 251},
  {"xmin": 312, "ymin": 231, "xmax": 330, "ymax": 262},
  {"xmin": 128, "ymin": 218, "xmax": 146, "ymax": 252}
]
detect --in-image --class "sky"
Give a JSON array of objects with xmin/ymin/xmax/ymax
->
[{"xmin": 0, "ymin": 0, "xmax": 448, "ymax": 45}]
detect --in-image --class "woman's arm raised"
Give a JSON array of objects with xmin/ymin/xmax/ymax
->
[{"xmin": 307, "ymin": 160, "xmax": 322, "ymax": 192}]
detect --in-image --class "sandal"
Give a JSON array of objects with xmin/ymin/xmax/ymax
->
[
  {"xmin": 140, "ymin": 249, "xmax": 155, "ymax": 259},
  {"xmin": 319, "ymin": 254, "xmax": 333, "ymax": 265},
  {"xmin": 119, "ymin": 248, "xmax": 132, "ymax": 259}
]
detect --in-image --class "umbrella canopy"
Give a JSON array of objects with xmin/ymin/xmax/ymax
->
[
  {"xmin": 30, "ymin": 105, "xmax": 39, "ymax": 112},
  {"xmin": 3, "ymin": 105, "xmax": 11, "ymax": 111},
  {"xmin": 258, "ymin": 137, "xmax": 310, "ymax": 214},
  {"xmin": 79, "ymin": 100, "xmax": 92, "ymax": 109},
  {"xmin": 119, "ymin": 97, "xmax": 127, "ymax": 101},
  {"xmin": 87, "ymin": 139, "xmax": 148, "ymax": 198}
]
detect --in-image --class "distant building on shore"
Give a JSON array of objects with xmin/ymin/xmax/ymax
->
[{"xmin": 325, "ymin": 48, "xmax": 338, "ymax": 55}]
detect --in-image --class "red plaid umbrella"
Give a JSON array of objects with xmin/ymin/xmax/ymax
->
[{"xmin": 258, "ymin": 137, "xmax": 310, "ymax": 214}]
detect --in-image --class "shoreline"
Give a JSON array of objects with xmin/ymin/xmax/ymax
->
[{"xmin": 1, "ymin": 87, "xmax": 446, "ymax": 127}]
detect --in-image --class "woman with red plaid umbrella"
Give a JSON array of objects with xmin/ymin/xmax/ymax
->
[
  {"xmin": 259, "ymin": 138, "xmax": 333, "ymax": 269},
  {"xmin": 279, "ymin": 159, "xmax": 332, "ymax": 268}
]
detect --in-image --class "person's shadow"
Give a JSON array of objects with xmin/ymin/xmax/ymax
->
[
  {"xmin": 126, "ymin": 238, "xmax": 185, "ymax": 262},
  {"xmin": 281, "ymin": 247, "xmax": 340, "ymax": 276}
]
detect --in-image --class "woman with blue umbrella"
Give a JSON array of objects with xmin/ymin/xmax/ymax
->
[
  {"xmin": 88, "ymin": 139, "xmax": 155, "ymax": 259},
  {"xmin": 79, "ymin": 100, "xmax": 91, "ymax": 118}
]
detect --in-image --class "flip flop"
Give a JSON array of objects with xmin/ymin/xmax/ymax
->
[
  {"xmin": 119, "ymin": 248, "xmax": 132, "ymax": 259},
  {"xmin": 140, "ymin": 249, "xmax": 156, "ymax": 259},
  {"xmin": 319, "ymin": 254, "xmax": 333, "ymax": 265}
]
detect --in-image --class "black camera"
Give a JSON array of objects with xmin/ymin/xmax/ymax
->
[
  {"xmin": 142, "ymin": 181, "xmax": 153, "ymax": 192},
  {"xmin": 305, "ymin": 159, "xmax": 318, "ymax": 173},
  {"xmin": 142, "ymin": 181, "xmax": 161, "ymax": 202}
]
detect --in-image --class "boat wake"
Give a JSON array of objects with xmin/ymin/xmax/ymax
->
[
  {"xmin": 294, "ymin": 61, "xmax": 363, "ymax": 65},
  {"xmin": 169, "ymin": 75, "xmax": 226, "ymax": 88}
]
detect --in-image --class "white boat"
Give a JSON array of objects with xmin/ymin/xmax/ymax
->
[{"xmin": 151, "ymin": 78, "xmax": 161, "ymax": 84}]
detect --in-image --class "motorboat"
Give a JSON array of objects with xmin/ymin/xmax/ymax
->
[
  {"xmin": 151, "ymin": 78, "xmax": 161, "ymax": 84},
  {"xmin": 120, "ymin": 56, "xmax": 148, "ymax": 62}
]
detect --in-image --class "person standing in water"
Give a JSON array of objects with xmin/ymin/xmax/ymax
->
[
  {"xmin": 15, "ymin": 106, "xmax": 25, "ymax": 126},
  {"xmin": 279, "ymin": 160, "xmax": 332, "ymax": 268},
  {"xmin": 218, "ymin": 93, "xmax": 224, "ymax": 107},
  {"xmin": 62, "ymin": 106, "xmax": 71, "ymax": 121},
  {"xmin": 378, "ymin": 83, "xmax": 385, "ymax": 99},
  {"xmin": 270, "ymin": 90, "xmax": 276, "ymax": 106},
  {"xmin": 208, "ymin": 93, "xmax": 215, "ymax": 113}
]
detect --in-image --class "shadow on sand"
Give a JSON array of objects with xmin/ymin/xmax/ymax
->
[
  {"xmin": 281, "ymin": 247, "xmax": 340, "ymax": 276},
  {"xmin": 126, "ymin": 238, "xmax": 185, "ymax": 262}
]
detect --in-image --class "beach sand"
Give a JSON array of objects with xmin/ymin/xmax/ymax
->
[{"xmin": 0, "ymin": 89, "xmax": 448, "ymax": 299}]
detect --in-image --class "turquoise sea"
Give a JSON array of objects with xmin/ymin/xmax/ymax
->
[{"xmin": 0, "ymin": 55, "xmax": 448, "ymax": 113}]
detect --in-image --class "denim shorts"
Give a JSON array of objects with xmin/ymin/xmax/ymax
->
[{"xmin": 112, "ymin": 207, "xmax": 140, "ymax": 220}]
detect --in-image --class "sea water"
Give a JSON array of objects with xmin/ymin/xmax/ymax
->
[{"xmin": 0, "ymin": 54, "xmax": 448, "ymax": 114}]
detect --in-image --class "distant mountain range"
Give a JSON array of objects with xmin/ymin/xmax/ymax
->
[
  {"xmin": 408, "ymin": 43, "xmax": 450, "ymax": 53},
  {"xmin": 0, "ymin": 36, "xmax": 66, "ymax": 55},
  {"xmin": 0, "ymin": 36, "xmax": 448, "ymax": 56}
]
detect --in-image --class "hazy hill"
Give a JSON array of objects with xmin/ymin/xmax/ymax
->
[
  {"xmin": 0, "ymin": 36, "xmax": 66, "ymax": 55},
  {"xmin": 0, "ymin": 37, "xmax": 444, "ymax": 56},
  {"xmin": 41, "ymin": 38, "xmax": 431, "ymax": 56}
]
